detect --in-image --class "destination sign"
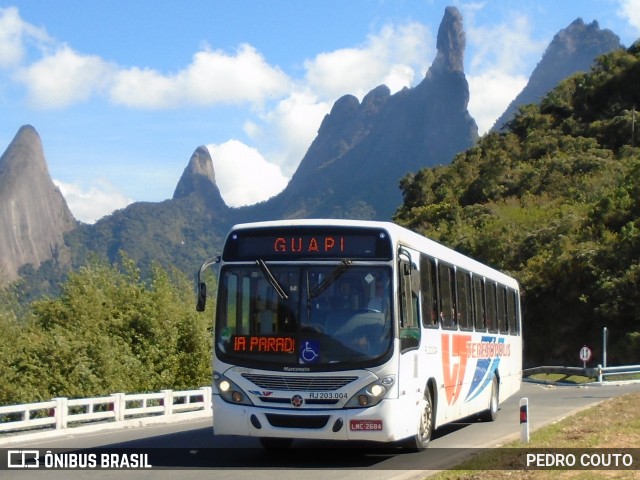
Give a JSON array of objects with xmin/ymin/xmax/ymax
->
[
  {"xmin": 232, "ymin": 335, "xmax": 296, "ymax": 354},
  {"xmin": 223, "ymin": 226, "xmax": 393, "ymax": 261}
]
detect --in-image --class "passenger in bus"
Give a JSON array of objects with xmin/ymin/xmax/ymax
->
[
  {"xmin": 367, "ymin": 279, "xmax": 386, "ymax": 312},
  {"xmin": 367, "ymin": 275, "xmax": 391, "ymax": 315}
]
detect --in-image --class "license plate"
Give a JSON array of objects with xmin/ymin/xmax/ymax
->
[{"xmin": 349, "ymin": 419, "xmax": 383, "ymax": 431}]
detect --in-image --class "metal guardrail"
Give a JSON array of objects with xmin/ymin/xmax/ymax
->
[
  {"xmin": 523, "ymin": 364, "xmax": 640, "ymax": 382},
  {"xmin": 0, "ymin": 387, "xmax": 212, "ymax": 435}
]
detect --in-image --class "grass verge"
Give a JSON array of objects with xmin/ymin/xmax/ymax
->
[{"xmin": 430, "ymin": 392, "xmax": 640, "ymax": 479}]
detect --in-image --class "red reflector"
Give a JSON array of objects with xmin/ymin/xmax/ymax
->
[
  {"xmin": 520, "ymin": 405, "xmax": 527, "ymax": 423},
  {"xmin": 349, "ymin": 419, "xmax": 383, "ymax": 431}
]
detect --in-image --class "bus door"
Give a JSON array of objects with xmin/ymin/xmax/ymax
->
[{"xmin": 398, "ymin": 251, "xmax": 422, "ymax": 420}]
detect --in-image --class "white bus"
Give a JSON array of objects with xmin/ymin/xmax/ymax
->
[{"xmin": 196, "ymin": 219, "xmax": 522, "ymax": 449}]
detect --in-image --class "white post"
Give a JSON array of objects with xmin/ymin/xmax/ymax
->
[
  {"xmin": 111, "ymin": 393, "xmax": 125, "ymax": 422},
  {"xmin": 162, "ymin": 390, "xmax": 173, "ymax": 416},
  {"xmin": 603, "ymin": 326, "xmax": 608, "ymax": 368},
  {"xmin": 519, "ymin": 397, "xmax": 529, "ymax": 443},
  {"xmin": 201, "ymin": 386, "xmax": 212, "ymax": 412},
  {"xmin": 54, "ymin": 397, "xmax": 68, "ymax": 429}
]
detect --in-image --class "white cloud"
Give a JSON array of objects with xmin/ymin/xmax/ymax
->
[
  {"xmin": 54, "ymin": 179, "xmax": 134, "ymax": 224},
  {"xmin": 462, "ymin": 6, "xmax": 547, "ymax": 134},
  {"xmin": 13, "ymin": 34, "xmax": 291, "ymax": 109},
  {"xmin": 0, "ymin": 6, "xmax": 51, "ymax": 68},
  {"xmin": 110, "ymin": 44, "xmax": 291, "ymax": 108},
  {"xmin": 109, "ymin": 67, "xmax": 176, "ymax": 109},
  {"xmin": 243, "ymin": 120, "xmax": 261, "ymax": 138},
  {"xmin": 207, "ymin": 141, "xmax": 288, "ymax": 207},
  {"xmin": 466, "ymin": 13, "xmax": 543, "ymax": 73},
  {"xmin": 467, "ymin": 71, "xmax": 528, "ymax": 134},
  {"xmin": 16, "ymin": 45, "xmax": 115, "ymax": 108},
  {"xmin": 304, "ymin": 22, "xmax": 431, "ymax": 99},
  {"xmin": 257, "ymin": 91, "xmax": 331, "ymax": 176},
  {"xmin": 616, "ymin": 0, "xmax": 640, "ymax": 33}
]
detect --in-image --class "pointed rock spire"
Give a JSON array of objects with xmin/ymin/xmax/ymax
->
[
  {"xmin": 430, "ymin": 6, "xmax": 466, "ymax": 74},
  {"xmin": 0, "ymin": 125, "xmax": 75, "ymax": 281},
  {"xmin": 173, "ymin": 146, "xmax": 218, "ymax": 199}
]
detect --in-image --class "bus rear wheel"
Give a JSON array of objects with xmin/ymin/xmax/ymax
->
[
  {"xmin": 401, "ymin": 389, "xmax": 434, "ymax": 451},
  {"xmin": 481, "ymin": 375, "xmax": 499, "ymax": 422}
]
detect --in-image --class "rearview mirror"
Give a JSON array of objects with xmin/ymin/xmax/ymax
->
[
  {"xmin": 196, "ymin": 282, "xmax": 207, "ymax": 312},
  {"xmin": 195, "ymin": 256, "xmax": 221, "ymax": 312}
]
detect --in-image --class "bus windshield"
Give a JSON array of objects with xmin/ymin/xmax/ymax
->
[{"xmin": 215, "ymin": 263, "xmax": 393, "ymax": 369}]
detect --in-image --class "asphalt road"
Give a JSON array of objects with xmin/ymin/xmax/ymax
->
[{"xmin": 4, "ymin": 380, "xmax": 640, "ymax": 480}]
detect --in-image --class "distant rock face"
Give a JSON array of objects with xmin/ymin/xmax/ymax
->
[
  {"xmin": 0, "ymin": 125, "xmax": 76, "ymax": 281},
  {"xmin": 248, "ymin": 5, "xmax": 477, "ymax": 221},
  {"xmin": 493, "ymin": 18, "xmax": 622, "ymax": 130},
  {"xmin": 432, "ymin": 6, "xmax": 466, "ymax": 73},
  {"xmin": 173, "ymin": 146, "xmax": 222, "ymax": 201}
]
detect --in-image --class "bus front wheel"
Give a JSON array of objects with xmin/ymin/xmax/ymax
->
[{"xmin": 401, "ymin": 389, "xmax": 434, "ymax": 451}]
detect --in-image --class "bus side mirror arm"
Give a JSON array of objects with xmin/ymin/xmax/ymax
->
[
  {"xmin": 398, "ymin": 247, "xmax": 413, "ymax": 274},
  {"xmin": 196, "ymin": 256, "xmax": 221, "ymax": 312}
]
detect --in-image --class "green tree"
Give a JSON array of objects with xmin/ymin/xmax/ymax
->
[{"xmin": 0, "ymin": 256, "xmax": 213, "ymax": 405}]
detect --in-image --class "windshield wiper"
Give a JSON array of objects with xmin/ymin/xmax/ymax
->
[
  {"xmin": 256, "ymin": 259, "xmax": 288, "ymax": 300},
  {"xmin": 308, "ymin": 259, "xmax": 353, "ymax": 299}
]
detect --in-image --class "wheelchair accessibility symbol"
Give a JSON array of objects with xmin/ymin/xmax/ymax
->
[{"xmin": 299, "ymin": 340, "xmax": 320, "ymax": 364}]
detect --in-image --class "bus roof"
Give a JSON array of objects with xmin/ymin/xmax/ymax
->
[{"xmin": 227, "ymin": 219, "xmax": 519, "ymax": 290}]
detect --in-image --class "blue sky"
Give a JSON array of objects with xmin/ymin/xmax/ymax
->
[{"xmin": 1, "ymin": 1, "xmax": 639, "ymax": 223}]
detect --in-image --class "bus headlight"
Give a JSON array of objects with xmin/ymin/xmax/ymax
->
[
  {"xmin": 345, "ymin": 375, "xmax": 395, "ymax": 408},
  {"xmin": 213, "ymin": 372, "xmax": 253, "ymax": 406}
]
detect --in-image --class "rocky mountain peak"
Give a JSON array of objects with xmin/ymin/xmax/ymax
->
[
  {"xmin": 493, "ymin": 17, "xmax": 621, "ymax": 130},
  {"xmin": 0, "ymin": 125, "xmax": 46, "ymax": 176},
  {"xmin": 544, "ymin": 17, "xmax": 621, "ymax": 63},
  {"xmin": 172, "ymin": 145, "xmax": 218, "ymax": 200},
  {"xmin": 431, "ymin": 6, "xmax": 466, "ymax": 74},
  {"xmin": 0, "ymin": 125, "xmax": 75, "ymax": 281}
]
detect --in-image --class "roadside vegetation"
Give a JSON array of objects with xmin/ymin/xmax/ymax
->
[{"xmin": 0, "ymin": 256, "xmax": 214, "ymax": 405}]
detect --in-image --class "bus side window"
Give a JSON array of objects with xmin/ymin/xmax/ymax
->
[
  {"xmin": 497, "ymin": 285, "xmax": 508, "ymax": 334},
  {"xmin": 438, "ymin": 263, "xmax": 456, "ymax": 329},
  {"xmin": 486, "ymin": 281, "xmax": 498, "ymax": 333},
  {"xmin": 507, "ymin": 289, "xmax": 518, "ymax": 335},
  {"xmin": 456, "ymin": 269, "xmax": 473, "ymax": 330},
  {"xmin": 420, "ymin": 254, "xmax": 438, "ymax": 327},
  {"xmin": 399, "ymin": 259, "xmax": 421, "ymax": 352},
  {"xmin": 473, "ymin": 276, "xmax": 485, "ymax": 331}
]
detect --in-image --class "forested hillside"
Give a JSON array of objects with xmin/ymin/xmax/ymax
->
[
  {"xmin": 0, "ymin": 258, "xmax": 214, "ymax": 405},
  {"xmin": 395, "ymin": 42, "xmax": 640, "ymax": 365}
]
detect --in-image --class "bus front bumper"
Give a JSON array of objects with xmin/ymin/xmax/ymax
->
[{"xmin": 212, "ymin": 395, "xmax": 415, "ymax": 444}]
